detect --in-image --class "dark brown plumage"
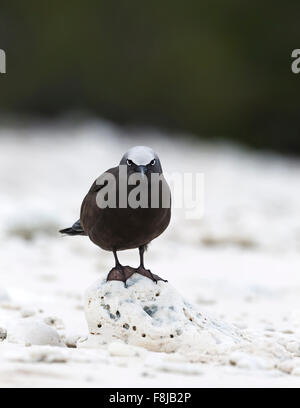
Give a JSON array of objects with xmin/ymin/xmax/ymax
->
[{"xmin": 60, "ymin": 146, "xmax": 171, "ymax": 286}]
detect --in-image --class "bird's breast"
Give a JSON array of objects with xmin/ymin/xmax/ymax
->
[{"xmin": 81, "ymin": 170, "xmax": 171, "ymax": 251}]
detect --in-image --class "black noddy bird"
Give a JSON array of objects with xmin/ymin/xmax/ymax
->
[{"xmin": 60, "ymin": 146, "xmax": 171, "ymax": 286}]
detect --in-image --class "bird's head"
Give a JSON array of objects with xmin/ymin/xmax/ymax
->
[{"xmin": 120, "ymin": 146, "xmax": 163, "ymax": 176}]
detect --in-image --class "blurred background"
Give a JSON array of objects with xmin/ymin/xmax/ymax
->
[
  {"xmin": 0, "ymin": 1, "xmax": 300, "ymax": 153},
  {"xmin": 2, "ymin": 1, "xmax": 300, "ymax": 387}
]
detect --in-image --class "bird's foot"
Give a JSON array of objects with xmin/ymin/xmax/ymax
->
[
  {"xmin": 106, "ymin": 265, "xmax": 135, "ymax": 287},
  {"xmin": 134, "ymin": 266, "xmax": 168, "ymax": 284}
]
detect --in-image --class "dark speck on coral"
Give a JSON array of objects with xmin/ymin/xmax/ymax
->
[{"xmin": 143, "ymin": 305, "xmax": 158, "ymax": 317}]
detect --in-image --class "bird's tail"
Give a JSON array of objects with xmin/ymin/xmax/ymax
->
[{"xmin": 59, "ymin": 220, "xmax": 86, "ymax": 236}]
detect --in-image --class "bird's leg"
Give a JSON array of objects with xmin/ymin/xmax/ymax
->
[
  {"xmin": 106, "ymin": 250, "xmax": 135, "ymax": 287},
  {"xmin": 135, "ymin": 245, "xmax": 168, "ymax": 283}
]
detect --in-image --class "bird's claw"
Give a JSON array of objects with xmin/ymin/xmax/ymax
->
[
  {"xmin": 134, "ymin": 267, "xmax": 167, "ymax": 283},
  {"xmin": 106, "ymin": 265, "xmax": 135, "ymax": 287},
  {"xmin": 106, "ymin": 265, "xmax": 167, "ymax": 286}
]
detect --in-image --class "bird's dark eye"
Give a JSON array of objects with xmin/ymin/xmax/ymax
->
[
  {"xmin": 127, "ymin": 159, "xmax": 133, "ymax": 166},
  {"xmin": 150, "ymin": 159, "xmax": 156, "ymax": 166}
]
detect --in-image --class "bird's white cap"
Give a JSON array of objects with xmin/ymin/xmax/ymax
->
[{"xmin": 123, "ymin": 146, "xmax": 157, "ymax": 166}]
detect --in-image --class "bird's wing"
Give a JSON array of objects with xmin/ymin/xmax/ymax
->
[
  {"xmin": 59, "ymin": 219, "xmax": 86, "ymax": 236},
  {"xmin": 80, "ymin": 167, "xmax": 119, "ymax": 233},
  {"xmin": 86, "ymin": 166, "xmax": 119, "ymax": 193}
]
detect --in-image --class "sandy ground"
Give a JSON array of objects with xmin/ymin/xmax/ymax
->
[{"xmin": 1, "ymin": 120, "xmax": 300, "ymax": 388}]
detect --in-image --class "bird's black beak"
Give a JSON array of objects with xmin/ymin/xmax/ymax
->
[{"xmin": 136, "ymin": 165, "xmax": 148, "ymax": 176}]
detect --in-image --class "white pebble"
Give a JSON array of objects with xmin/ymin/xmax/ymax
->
[{"xmin": 6, "ymin": 318, "xmax": 62, "ymax": 346}]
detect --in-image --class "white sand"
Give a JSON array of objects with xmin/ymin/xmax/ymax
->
[{"xmin": 1, "ymin": 121, "xmax": 300, "ymax": 387}]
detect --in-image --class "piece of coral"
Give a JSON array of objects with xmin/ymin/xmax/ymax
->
[
  {"xmin": 82, "ymin": 274, "xmax": 245, "ymax": 356},
  {"xmin": 6, "ymin": 318, "xmax": 62, "ymax": 347}
]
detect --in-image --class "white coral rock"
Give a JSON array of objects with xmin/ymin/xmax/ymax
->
[
  {"xmin": 82, "ymin": 274, "xmax": 245, "ymax": 356},
  {"xmin": 6, "ymin": 318, "xmax": 62, "ymax": 346}
]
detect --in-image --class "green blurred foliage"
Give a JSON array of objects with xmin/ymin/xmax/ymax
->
[{"xmin": 0, "ymin": 1, "xmax": 299, "ymax": 152}]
